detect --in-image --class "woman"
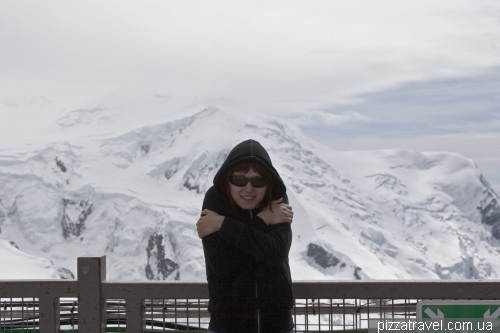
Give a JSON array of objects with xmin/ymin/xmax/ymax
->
[{"xmin": 196, "ymin": 139, "xmax": 295, "ymax": 333}]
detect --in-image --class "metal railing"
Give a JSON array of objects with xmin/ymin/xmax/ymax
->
[{"xmin": 1, "ymin": 256, "xmax": 500, "ymax": 332}]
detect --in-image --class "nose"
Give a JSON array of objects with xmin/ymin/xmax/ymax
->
[{"xmin": 243, "ymin": 182, "xmax": 254, "ymax": 191}]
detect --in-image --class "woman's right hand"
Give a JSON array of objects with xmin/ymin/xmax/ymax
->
[{"xmin": 257, "ymin": 198, "xmax": 293, "ymax": 226}]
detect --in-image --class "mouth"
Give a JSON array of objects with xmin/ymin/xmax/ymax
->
[{"xmin": 241, "ymin": 196, "xmax": 256, "ymax": 201}]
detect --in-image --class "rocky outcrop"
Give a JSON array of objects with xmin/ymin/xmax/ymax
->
[
  {"xmin": 182, "ymin": 150, "xmax": 228, "ymax": 194},
  {"xmin": 307, "ymin": 243, "xmax": 364, "ymax": 279},
  {"xmin": 61, "ymin": 199, "xmax": 93, "ymax": 238},
  {"xmin": 147, "ymin": 157, "xmax": 186, "ymax": 180},
  {"xmin": 307, "ymin": 243, "xmax": 340, "ymax": 268},
  {"xmin": 55, "ymin": 157, "xmax": 67, "ymax": 173},
  {"xmin": 0, "ymin": 199, "xmax": 5, "ymax": 233},
  {"xmin": 354, "ymin": 267, "xmax": 362, "ymax": 280},
  {"xmin": 140, "ymin": 144, "xmax": 150, "ymax": 155},
  {"xmin": 58, "ymin": 267, "xmax": 75, "ymax": 279},
  {"xmin": 480, "ymin": 197, "xmax": 500, "ymax": 226},
  {"xmin": 479, "ymin": 175, "xmax": 500, "ymax": 239},
  {"xmin": 145, "ymin": 233, "xmax": 179, "ymax": 280},
  {"xmin": 164, "ymin": 162, "xmax": 179, "ymax": 179}
]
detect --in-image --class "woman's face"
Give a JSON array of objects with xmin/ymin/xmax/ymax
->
[{"xmin": 229, "ymin": 167, "xmax": 268, "ymax": 211}]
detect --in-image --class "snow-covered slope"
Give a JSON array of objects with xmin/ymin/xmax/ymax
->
[
  {"xmin": 0, "ymin": 107, "xmax": 499, "ymax": 280},
  {"xmin": 0, "ymin": 238, "xmax": 69, "ymax": 279}
]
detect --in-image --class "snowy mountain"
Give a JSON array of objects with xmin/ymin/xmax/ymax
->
[
  {"xmin": 0, "ymin": 107, "xmax": 499, "ymax": 280},
  {"xmin": 0, "ymin": 238, "xmax": 71, "ymax": 279}
]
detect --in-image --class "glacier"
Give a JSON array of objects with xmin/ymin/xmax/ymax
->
[{"xmin": 0, "ymin": 106, "xmax": 499, "ymax": 280}]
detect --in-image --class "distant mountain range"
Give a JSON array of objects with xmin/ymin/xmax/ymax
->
[{"xmin": 1, "ymin": 107, "xmax": 499, "ymax": 280}]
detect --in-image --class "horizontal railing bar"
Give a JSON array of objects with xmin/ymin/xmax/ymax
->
[
  {"xmin": 292, "ymin": 280, "xmax": 500, "ymax": 299},
  {"xmin": 99, "ymin": 280, "xmax": 500, "ymax": 300},
  {"xmin": 0, "ymin": 280, "xmax": 78, "ymax": 297},
  {"xmin": 2, "ymin": 280, "xmax": 500, "ymax": 299}
]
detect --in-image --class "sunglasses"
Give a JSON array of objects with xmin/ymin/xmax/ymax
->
[{"xmin": 229, "ymin": 175, "xmax": 269, "ymax": 188}]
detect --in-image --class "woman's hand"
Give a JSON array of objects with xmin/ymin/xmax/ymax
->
[
  {"xmin": 257, "ymin": 199, "xmax": 293, "ymax": 226},
  {"xmin": 196, "ymin": 209, "xmax": 225, "ymax": 238}
]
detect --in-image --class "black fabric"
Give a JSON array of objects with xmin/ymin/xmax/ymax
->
[{"xmin": 201, "ymin": 139, "xmax": 294, "ymax": 333}]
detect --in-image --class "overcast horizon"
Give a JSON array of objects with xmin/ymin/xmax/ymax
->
[{"xmin": 1, "ymin": 0, "xmax": 500, "ymax": 193}]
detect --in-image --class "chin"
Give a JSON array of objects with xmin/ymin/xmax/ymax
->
[
  {"xmin": 239, "ymin": 203, "xmax": 257, "ymax": 210},
  {"xmin": 236, "ymin": 200, "xmax": 257, "ymax": 210}
]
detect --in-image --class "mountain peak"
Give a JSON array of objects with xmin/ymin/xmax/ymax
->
[{"xmin": 1, "ymin": 107, "xmax": 499, "ymax": 280}]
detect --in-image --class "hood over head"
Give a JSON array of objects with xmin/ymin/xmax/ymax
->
[{"xmin": 213, "ymin": 139, "xmax": 286, "ymax": 200}]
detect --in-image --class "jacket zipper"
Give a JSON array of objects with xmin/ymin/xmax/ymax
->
[
  {"xmin": 256, "ymin": 280, "xmax": 260, "ymax": 333},
  {"xmin": 249, "ymin": 209, "xmax": 260, "ymax": 333}
]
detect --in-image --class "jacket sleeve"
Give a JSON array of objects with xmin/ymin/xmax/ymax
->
[
  {"xmin": 201, "ymin": 187, "xmax": 251, "ymax": 278},
  {"xmin": 202, "ymin": 187, "xmax": 292, "ymax": 276},
  {"xmin": 217, "ymin": 194, "xmax": 292, "ymax": 267},
  {"xmin": 218, "ymin": 217, "xmax": 292, "ymax": 267}
]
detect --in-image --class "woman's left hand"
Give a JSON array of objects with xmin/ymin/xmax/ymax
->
[
  {"xmin": 257, "ymin": 199, "xmax": 293, "ymax": 226},
  {"xmin": 196, "ymin": 209, "xmax": 225, "ymax": 238}
]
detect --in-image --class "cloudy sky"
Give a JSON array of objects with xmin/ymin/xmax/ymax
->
[{"xmin": 1, "ymin": 1, "xmax": 500, "ymax": 192}]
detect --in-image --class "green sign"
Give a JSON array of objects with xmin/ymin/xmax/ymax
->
[
  {"xmin": 418, "ymin": 300, "xmax": 500, "ymax": 320},
  {"xmin": 417, "ymin": 300, "xmax": 500, "ymax": 332}
]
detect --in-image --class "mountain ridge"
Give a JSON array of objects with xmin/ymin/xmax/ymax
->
[{"xmin": 0, "ymin": 107, "xmax": 499, "ymax": 280}]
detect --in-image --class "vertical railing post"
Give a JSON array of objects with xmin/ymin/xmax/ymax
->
[
  {"xmin": 78, "ymin": 256, "xmax": 107, "ymax": 333},
  {"xmin": 39, "ymin": 295, "xmax": 60, "ymax": 333},
  {"xmin": 125, "ymin": 295, "xmax": 145, "ymax": 332}
]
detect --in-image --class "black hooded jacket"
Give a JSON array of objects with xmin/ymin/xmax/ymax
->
[{"xmin": 201, "ymin": 140, "xmax": 294, "ymax": 333}]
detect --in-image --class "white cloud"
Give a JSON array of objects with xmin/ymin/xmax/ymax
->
[
  {"xmin": 1, "ymin": 1, "xmax": 500, "ymax": 114},
  {"xmin": 295, "ymin": 110, "xmax": 372, "ymax": 128}
]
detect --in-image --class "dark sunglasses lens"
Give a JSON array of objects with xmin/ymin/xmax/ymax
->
[
  {"xmin": 230, "ymin": 176, "xmax": 248, "ymax": 187},
  {"xmin": 250, "ymin": 177, "xmax": 268, "ymax": 188},
  {"xmin": 230, "ymin": 176, "xmax": 268, "ymax": 188}
]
